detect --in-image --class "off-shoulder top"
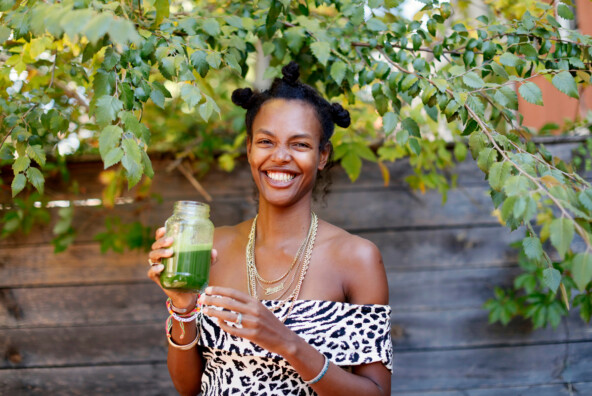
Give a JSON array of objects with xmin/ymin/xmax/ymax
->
[{"xmin": 197, "ymin": 299, "xmax": 393, "ymax": 396}]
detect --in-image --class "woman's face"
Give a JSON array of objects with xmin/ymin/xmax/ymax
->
[{"xmin": 247, "ymin": 99, "xmax": 329, "ymax": 208}]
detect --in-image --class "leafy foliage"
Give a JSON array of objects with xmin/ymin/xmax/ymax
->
[{"xmin": 1, "ymin": 0, "xmax": 592, "ymax": 328}]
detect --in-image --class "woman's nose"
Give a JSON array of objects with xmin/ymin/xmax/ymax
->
[{"xmin": 271, "ymin": 145, "xmax": 291, "ymax": 162}]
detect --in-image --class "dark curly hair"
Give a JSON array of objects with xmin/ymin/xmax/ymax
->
[{"xmin": 231, "ymin": 61, "xmax": 351, "ymax": 201}]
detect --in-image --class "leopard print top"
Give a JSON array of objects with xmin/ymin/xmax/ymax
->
[{"xmin": 197, "ymin": 299, "xmax": 393, "ymax": 395}]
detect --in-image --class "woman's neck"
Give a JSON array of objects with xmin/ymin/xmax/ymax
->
[{"xmin": 255, "ymin": 198, "xmax": 313, "ymax": 248}]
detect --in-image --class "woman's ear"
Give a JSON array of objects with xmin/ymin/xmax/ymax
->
[
  {"xmin": 318, "ymin": 142, "xmax": 331, "ymax": 171},
  {"xmin": 246, "ymin": 137, "xmax": 252, "ymax": 163}
]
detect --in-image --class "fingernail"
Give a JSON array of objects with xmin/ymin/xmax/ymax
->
[
  {"xmin": 166, "ymin": 237, "xmax": 174, "ymax": 243},
  {"xmin": 205, "ymin": 286, "xmax": 213, "ymax": 294},
  {"xmin": 154, "ymin": 264, "xmax": 164, "ymax": 272},
  {"xmin": 198, "ymin": 295, "xmax": 204, "ymax": 304},
  {"xmin": 166, "ymin": 249, "xmax": 174, "ymax": 255}
]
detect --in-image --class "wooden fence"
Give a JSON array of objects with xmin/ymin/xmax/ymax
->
[{"xmin": 1, "ymin": 139, "xmax": 591, "ymax": 395}]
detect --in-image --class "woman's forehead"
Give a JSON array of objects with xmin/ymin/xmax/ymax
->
[{"xmin": 253, "ymin": 99, "xmax": 322, "ymax": 136}]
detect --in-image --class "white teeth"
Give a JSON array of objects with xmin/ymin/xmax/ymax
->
[{"xmin": 267, "ymin": 171, "xmax": 295, "ymax": 182}]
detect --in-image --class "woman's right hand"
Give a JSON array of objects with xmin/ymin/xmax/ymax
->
[{"xmin": 147, "ymin": 227, "xmax": 217, "ymax": 311}]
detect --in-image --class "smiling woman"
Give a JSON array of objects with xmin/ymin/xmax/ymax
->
[{"xmin": 147, "ymin": 62, "xmax": 393, "ymax": 396}]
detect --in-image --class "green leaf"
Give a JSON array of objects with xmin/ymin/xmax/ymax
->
[
  {"xmin": 557, "ymin": 4, "xmax": 574, "ymax": 20},
  {"xmin": 154, "ymin": 0, "xmax": 170, "ymax": 26},
  {"xmin": 523, "ymin": 237, "xmax": 543, "ymax": 260},
  {"xmin": 53, "ymin": 206, "xmax": 73, "ymax": 235},
  {"xmin": 549, "ymin": 218, "xmax": 574, "ymax": 259},
  {"xmin": 330, "ymin": 61, "xmax": 347, "ymax": 85},
  {"xmin": 224, "ymin": 52, "xmax": 242, "ymax": 73},
  {"xmin": 463, "ymin": 72, "xmax": 484, "ymax": 89},
  {"xmin": 206, "ymin": 52, "xmax": 222, "ymax": 69},
  {"xmin": 477, "ymin": 147, "xmax": 496, "ymax": 172},
  {"xmin": 408, "ymin": 137, "xmax": 421, "ymax": 155},
  {"xmin": 366, "ymin": 18, "xmax": 387, "ymax": 31},
  {"xmin": 13, "ymin": 155, "xmax": 30, "ymax": 173},
  {"xmin": 284, "ymin": 27, "xmax": 305, "ymax": 52},
  {"xmin": 494, "ymin": 86, "xmax": 518, "ymax": 110},
  {"xmin": 543, "ymin": 268, "xmax": 561, "ymax": 293},
  {"xmin": 83, "ymin": 13, "xmax": 112, "ymax": 45},
  {"xmin": 95, "ymin": 96, "xmax": 123, "ymax": 126},
  {"xmin": 0, "ymin": 25, "xmax": 11, "ymax": 43},
  {"xmin": 25, "ymin": 145, "xmax": 46, "ymax": 167},
  {"xmin": 103, "ymin": 147, "xmax": 124, "ymax": 169},
  {"xmin": 310, "ymin": 41, "xmax": 331, "ymax": 66},
  {"xmin": 400, "ymin": 74, "xmax": 419, "ymax": 91},
  {"xmin": 141, "ymin": 150, "xmax": 154, "ymax": 179},
  {"xmin": 396, "ymin": 130, "xmax": 409, "ymax": 146},
  {"xmin": 11, "ymin": 173, "xmax": 26, "ymax": 197},
  {"xmin": 341, "ymin": 151, "xmax": 362, "ymax": 182},
  {"xmin": 109, "ymin": 18, "xmax": 141, "ymax": 46},
  {"xmin": 499, "ymin": 52, "xmax": 523, "ymax": 67},
  {"xmin": 552, "ymin": 71, "xmax": 579, "ymax": 99},
  {"xmin": 503, "ymin": 175, "xmax": 529, "ymax": 196},
  {"xmin": 489, "ymin": 161, "xmax": 512, "ymax": 191},
  {"xmin": 490, "ymin": 62, "xmax": 508, "ymax": 79},
  {"xmin": 180, "ymin": 83, "xmax": 202, "ymax": 109},
  {"xmin": 121, "ymin": 139, "xmax": 144, "ymax": 188},
  {"xmin": 519, "ymin": 82, "xmax": 543, "ymax": 106},
  {"xmin": 99, "ymin": 125, "xmax": 123, "ymax": 158},
  {"xmin": 61, "ymin": 9, "xmax": 94, "ymax": 39},
  {"xmin": 120, "ymin": 83, "xmax": 134, "ymax": 110},
  {"xmin": 579, "ymin": 189, "xmax": 592, "ymax": 212},
  {"xmin": 382, "ymin": 112, "xmax": 398, "ymax": 136},
  {"xmin": 573, "ymin": 253, "xmax": 592, "ymax": 291},
  {"xmin": 401, "ymin": 117, "xmax": 420, "ymax": 137},
  {"xmin": 202, "ymin": 18, "xmax": 220, "ymax": 36},
  {"xmin": 454, "ymin": 142, "xmax": 468, "ymax": 162},
  {"xmin": 26, "ymin": 167, "xmax": 44, "ymax": 194},
  {"xmin": 0, "ymin": 0, "xmax": 14, "ymax": 13}
]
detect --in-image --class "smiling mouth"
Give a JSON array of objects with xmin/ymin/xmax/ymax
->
[{"xmin": 265, "ymin": 171, "xmax": 296, "ymax": 182}]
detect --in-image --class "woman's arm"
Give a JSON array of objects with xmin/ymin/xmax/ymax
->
[{"xmin": 147, "ymin": 227, "xmax": 211, "ymax": 396}]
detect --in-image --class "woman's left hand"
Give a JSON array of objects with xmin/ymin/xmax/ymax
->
[{"xmin": 198, "ymin": 286, "xmax": 299, "ymax": 357}]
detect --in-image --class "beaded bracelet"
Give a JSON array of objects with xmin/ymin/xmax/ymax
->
[
  {"xmin": 165, "ymin": 297, "xmax": 201, "ymax": 340},
  {"xmin": 304, "ymin": 354, "xmax": 330, "ymax": 385}
]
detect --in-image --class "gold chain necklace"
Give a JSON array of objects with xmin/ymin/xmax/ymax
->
[
  {"xmin": 246, "ymin": 212, "xmax": 318, "ymax": 322},
  {"xmin": 247, "ymin": 212, "xmax": 313, "ymax": 296}
]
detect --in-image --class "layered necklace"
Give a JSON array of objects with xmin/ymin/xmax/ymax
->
[{"xmin": 246, "ymin": 212, "xmax": 318, "ymax": 323}]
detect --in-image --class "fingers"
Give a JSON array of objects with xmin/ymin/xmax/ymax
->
[
  {"xmin": 204, "ymin": 286, "xmax": 251, "ymax": 303},
  {"xmin": 148, "ymin": 248, "xmax": 173, "ymax": 263},
  {"xmin": 147, "ymin": 263, "xmax": 164, "ymax": 282},
  {"xmin": 155, "ymin": 227, "xmax": 166, "ymax": 239},
  {"xmin": 151, "ymin": 236, "xmax": 174, "ymax": 251},
  {"xmin": 211, "ymin": 249, "xmax": 218, "ymax": 266},
  {"xmin": 199, "ymin": 293, "xmax": 247, "ymax": 313},
  {"xmin": 204, "ymin": 306, "xmax": 243, "ymax": 324}
]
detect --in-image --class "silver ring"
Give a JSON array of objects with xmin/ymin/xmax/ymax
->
[
  {"xmin": 148, "ymin": 259, "xmax": 160, "ymax": 267},
  {"xmin": 236, "ymin": 313, "xmax": 242, "ymax": 326}
]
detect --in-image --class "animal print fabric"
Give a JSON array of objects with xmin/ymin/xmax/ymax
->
[{"xmin": 198, "ymin": 299, "xmax": 393, "ymax": 395}]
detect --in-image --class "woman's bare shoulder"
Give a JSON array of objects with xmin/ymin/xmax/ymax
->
[
  {"xmin": 319, "ymin": 220, "xmax": 388, "ymax": 305},
  {"xmin": 213, "ymin": 219, "xmax": 252, "ymax": 249}
]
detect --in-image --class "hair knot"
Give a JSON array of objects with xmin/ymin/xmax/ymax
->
[
  {"xmin": 330, "ymin": 103, "xmax": 351, "ymax": 128},
  {"xmin": 281, "ymin": 61, "xmax": 300, "ymax": 86},
  {"xmin": 231, "ymin": 88, "xmax": 254, "ymax": 109}
]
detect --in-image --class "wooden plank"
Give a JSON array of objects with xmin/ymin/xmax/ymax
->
[
  {"xmin": 0, "ymin": 283, "xmax": 167, "ymax": 328},
  {"xmin": 392, "ymin": 307, "xmax": 592, "ymax": 350},
  {"xmin": 0, "ymin": 323, "xmax": 166, "ymax": 368},
  {"xmin": 0, "ymin": 363, "xmax": 174, "ymax": 395},
  {"xmin": 391, "ymin": 341, "xmax": 592, "ymax": 392},
  {"xmin": 0, "ymin": 243, "xmax": 149, "ymax": 288},
  {"xmin": 392, "ymin": 382, "xmax": 592, "ymax": 395},
  {"xmin": 388, "ymin": 267, "xmax": 522, "ymax": 311}
]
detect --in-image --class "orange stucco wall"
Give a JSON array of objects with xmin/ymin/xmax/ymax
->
[{"xmin": 518, "ymin": 0, "xmax": 592, "ymax": 130}]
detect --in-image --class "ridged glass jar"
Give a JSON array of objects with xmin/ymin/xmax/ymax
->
[{"xmin": 159, "ymin": 201, "xmax": 214, "ymax": 292}]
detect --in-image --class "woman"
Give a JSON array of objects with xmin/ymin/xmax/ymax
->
[{"xmin": 148, "ymin": 62, "xmax": 392, "ymax": 396}]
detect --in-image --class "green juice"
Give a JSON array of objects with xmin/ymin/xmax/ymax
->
[{"xmin": 160, "ymin": 243, "xmax": 212, "ymax": 292}]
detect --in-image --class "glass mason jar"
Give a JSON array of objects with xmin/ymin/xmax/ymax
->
[{"xmin": 159, "ymin": 201, "xmax": 214, "ymax": 292}]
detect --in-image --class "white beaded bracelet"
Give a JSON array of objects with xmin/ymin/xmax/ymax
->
[
  {"xmin": 170, "ymin": 310, "xmax": 200, "ymax": 323},
  {"xmin": 304, "ymin": 354, "xmax": 330, "ymax": 385}
]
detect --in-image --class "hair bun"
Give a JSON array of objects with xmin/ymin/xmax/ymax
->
[
  {"xmin": 330, "ymin": 103, "xmax": 351, "ymax": 128},
  {"xmin": 231, "ymin": 88, "xmax": 254, "ymax": 109},
  {"xmin": 281, "ymin": 61, "xmax": 300, "ymax": 85}
]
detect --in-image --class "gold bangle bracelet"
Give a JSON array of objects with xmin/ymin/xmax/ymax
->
[{"xmin": 167, "ymin": 330, "xmax": 199, "ymax": 350}]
